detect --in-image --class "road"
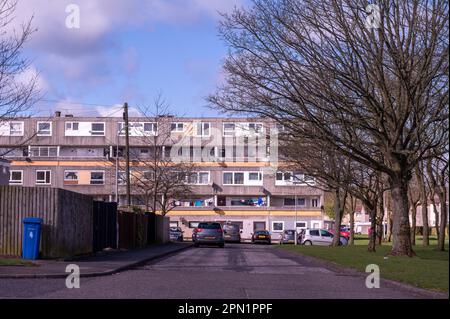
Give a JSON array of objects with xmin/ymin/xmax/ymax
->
[{"xmin": 0, "ymin": 244, "xmax": 439, "ymax": 299}]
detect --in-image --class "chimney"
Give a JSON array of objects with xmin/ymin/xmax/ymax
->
[
  {"xmin": 65, "ymin": 114, "xmax": 74, "ymax": 118},
  {"xmin": 55, "ymin": 111, "xmax": 61, "ymax": 117}
]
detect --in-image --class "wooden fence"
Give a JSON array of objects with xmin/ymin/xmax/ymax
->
[{"xmin": 0, "ymin": 186, "xmax": 93, "ymax": 258}]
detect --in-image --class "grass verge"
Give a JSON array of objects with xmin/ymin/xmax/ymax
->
[
  {"xmin": 0, "ymin": 258, "xmax": 36, "ymax": 267},
  {"xmin": 278, "ymin": 240, "xmax": 449, "ymax": 292}
]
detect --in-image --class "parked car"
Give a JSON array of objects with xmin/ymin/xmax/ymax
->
[
  {"xmin": 298, "ymin": 228, "xmax": 348, "ymax": 246},
  {"xmin": 329, "ymin": 227, "xmax": 350, "ymax": 239},
  {"xmin": 279, "ymin": 229, "xmax": 296, "ymax": 244},
  {"xmin": 251, "ymin": 230, "xmax": 271, "ymax": 244},
  {"xmin": 192, "ymin": 222, "xmax": 225, "ymax": 247},
  {"xmin": 169, "ymin": 227, "xmax": 183, "ymax": 242},
  {"xmin": 223, "ymin": 224, "xmax": 241, "ymax": 243}
]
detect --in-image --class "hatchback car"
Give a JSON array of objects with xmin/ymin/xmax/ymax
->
[
  {"xmin": 169, "ymin": 227, "xmax": 183, "ymax": 242},
  {"xmin": 298, "ymin": 228, "xmax": 348, "ymax": 246},
  {"xmin": 279, "ymin": 229, "xmax": 296, "ymax": 244},
  {"xmin": 251, "ymin": 230, "xmax": 271, "ymax": 244},
  {"xmin": 192, "ymin": 222, "xmax": 225, "ymax": 247},
  {"xmin": 223, "ymin": 224, "xmax": 241, "ymax": 243}
]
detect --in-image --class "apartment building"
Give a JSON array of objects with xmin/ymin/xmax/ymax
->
[{"xmin": 0, "ymin": 112, "xmax": 325, "ymax": 240}]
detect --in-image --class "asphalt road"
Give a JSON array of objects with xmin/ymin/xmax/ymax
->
[{"xmin": 0, "ymin": 244, "xmax": 441, "ymax": 299}]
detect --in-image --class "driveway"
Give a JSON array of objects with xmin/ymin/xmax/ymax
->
[{"xmin": 0, "ymin": 244, "xmax": 442, "ymax": 299}]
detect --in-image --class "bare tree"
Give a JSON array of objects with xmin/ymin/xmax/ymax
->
[
  {"xmin": 209, "ymin": 0, "xmax": 449, "ymax": 256},
  {"xmin": 118, "ymin": 96, "xmax": 196, "ymax": 215},
  {"xmin": 0, "ymin": 0, "xmax": 38, "ymax": 122}
]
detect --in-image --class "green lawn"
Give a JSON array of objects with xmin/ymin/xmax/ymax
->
[
  {"xmin": 0, "ymin": 258, "xmax": 36, "ymax": 267},
  {"xmin": 278, "ymin": 239, "xmax": 449, "ymax": 292}
]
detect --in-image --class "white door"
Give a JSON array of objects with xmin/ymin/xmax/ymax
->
[{"xmin": 308, "ymin": 229, "xmax": 321, "ymax": 245}]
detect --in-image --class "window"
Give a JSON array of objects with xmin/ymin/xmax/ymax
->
[
  {"xmin": 186, "ymin": 172, "xmax": 210, "ymax": 185},
  {"xmin": 272, "ymin": 221, "xmax": 284, "ymax": 232},
  {"xmin": 65, "ymin": 122, "xmax": 79, "ymax": 131},
  {"xmin": 223, "ymin": 123, "xmax": 235, "ymax": 136},
  {"xmin": 296, "ymin": 222, "xmax": 307, "ymax": 228},
  {"xmin": 311, "ymin": 198, "xmax": 319, "ymax": 207},
  {"xmin": 283, "ymin": 198, "xmax": 305, "ymax": 206},
  {"xmin": 36, "ymin": 170, "xmax": 51, "ymax": 185},
  {"xmin": 223, "ymin": 172, "xmax": 233, "ymax": 185},
  {"xmin": 198, "ymin": 172, "xmax": 209, "ymax": 184},
  {"xmin": 64, "ymin": 171, "xmax": 79, "ymax": 180},
  {"xmin": 171, "ymin": 122, "xmax": 184, "ymax": 132},
  {"xmin": 320, "ymin": 230, "xmax": 332, "ymax": 237},
  {"xmin": 248, "ymin": 172, "xmax": 262, "ymax": 181},
  {"xmin": 29, "ymin": 147, "xmax": 58, "ymax": 157},
  {"xmin": 64, "ymin": 171, "xmax": 79, "ymax": 185},
  {"xmin": 188, "ymin": 221, "xmax": 200, "ymax": 228},
  {"xmin": 91, "ymin": 123, "xmax": 105, "ymax": 136},
  {"xmin": 144, "ymin": 122, "xmax": 157, "ymax": 133},
  {"xmin": 284, "ymin": 198, "xmax": 296, "ymax": 206},
  {"xmin": 37, "ymin": 122, "xmax": 52, "ymax": 136},
  {"xmin": 9, "ymin": 122, "xmax": 23, "ymax": 136},
  {"xmin": 90, "ymin": 171, "xmax": 105, "ymax": 185},
  {"xmin": 309, "ymin": 230, "xmax": 320, "ymax": 236},
  {"xmin": 234, "ymin": 172, "xmax": 244, "ymax": 184},
  {"xmin": 195, "ymin": 122, "xmax": 210, "ymax": 137},
  {"xmin": 248, "ymin": 123, "xmax": 263, "ymax": 133},
  {"xmin": 9, "ymin": 170, "xmax": 23, "ymax": 184},
  {"xmin": 117, "ymin": 171, "xmax": 127, "ymax": 185}
]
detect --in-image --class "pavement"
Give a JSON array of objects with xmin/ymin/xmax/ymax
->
[
  {"xmin": 0, "ymin": 242, "xmax": 192, "ymax": 279},
  {"xmin": 0, "ymin": 243, "xmax": 447, "ymax": 299}
]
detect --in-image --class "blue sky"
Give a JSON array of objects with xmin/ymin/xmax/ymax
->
[{"xmin": 14, "ymin": 0, "xmax": 248, "ymax": 117}]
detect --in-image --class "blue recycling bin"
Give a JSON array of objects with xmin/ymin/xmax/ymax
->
[{"xmin": 22, "ymin": 217, "xmax": 43, "ymax": 260}]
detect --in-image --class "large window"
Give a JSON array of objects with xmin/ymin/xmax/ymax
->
[
  {"xmin": 91, "ymin": 123, "xmax": 105, "ymax": 136},
  {"xmin": 90, "ymin": 171, "xmax": 105, "ymax": 185},
  {"xmin": 223, "ymin": 172, "xmax": 244, "ymax": 185},
  {"xmin": 223, "ymin": 171, "xmax": 262, "ymax": 185},
  {"xmin": 171, "ymin": 122, "xmax": 184, "ymax": 132},
  {"xmin": 9, "ymin": 170, "xmax": 23, "ymax": 185},
  {"xmin": 223, "ymin": 123, "xmax": 235, "ymax": 136},
  {"xmin": 37, "ymin": 122, "xmax": 52, "ymax": 136},
  {"xmin": 283, "ymin": 197, "xmax": 306, "ymax": 206},
  {"xmin": 64, "ymin": 171, "xmax": 79, "ymax": 185},
  {"xmin": 36, "ymin": 170, "xmax": 51, "ymax": 185},
  {"xmin": 65, "ymin": 122, "xmax": 79, "ymax": 131},
  {"xmin": 9, "ymin": 122, "xmax": 24, "ymax": 136},
  {"xmin": 276, "ymin": 171, "xmax": 315, "ymax": 185},
  {"xmin": 195, "ymin": 122, "xmax": 210, "ymax": 137},
  {"xmin": 29, "ymin": 146, "xmax": 58, "ymax": 157},
  {"xmin": 186, "ymin": 172, "xmax": 210, "ymax": 185}
]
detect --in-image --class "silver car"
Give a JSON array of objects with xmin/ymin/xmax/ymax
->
[
  {"xmin": 193, "ymin": 222, "xmax": 225, "ymax": 247},
  {"xmin": 298, "ymin": 228, "xmax": 348, "ymax": 246},
  {"xmin": 223, "ymin": 224, "xmax": 241, "ymax": 243}
]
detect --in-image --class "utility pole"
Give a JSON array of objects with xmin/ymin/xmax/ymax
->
[{"xmin": 123, "ymin": 102, "xmax": 131, "ymax": 206}]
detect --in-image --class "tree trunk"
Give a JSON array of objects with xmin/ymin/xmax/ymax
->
[
  {"xmin": 331, "ymin": 189, "xmax": 343, "ymax": 247},
  {"xmin": 386, "ymin": 211, "xmax": 392, "ymax": 242},
  {"xmin": 437, "ymin": 191, "xmax": 448, "ymax": 251},
  {"xmin": 410, "ymin": 204, "xmax": 417, "ymax": 246},
  {"xmin": 349, "ymin": 211, "xmax": 355, "ymax": 245},
  {"xmin": 376, "ymin": 193, "xmax": 384, "ymax": 245},
  {"xmin": 389, "ymin": 177, "xmax": 415, "ymax": 256},
  {"xmin": 415, "ymin": 166, "xmax": 429, "ymax": 246},
  {"xmin": 366, "ymin": 202, "xmax": 377, "ymax": 252},
  {"xmin": 431, "ymin": 198, "xmax": 439, "ymax": 239}
]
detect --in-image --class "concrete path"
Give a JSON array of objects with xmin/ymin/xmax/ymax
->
[{"xmin": 0, "ymin": 242, "xmax": 191, "ymax": 278}]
